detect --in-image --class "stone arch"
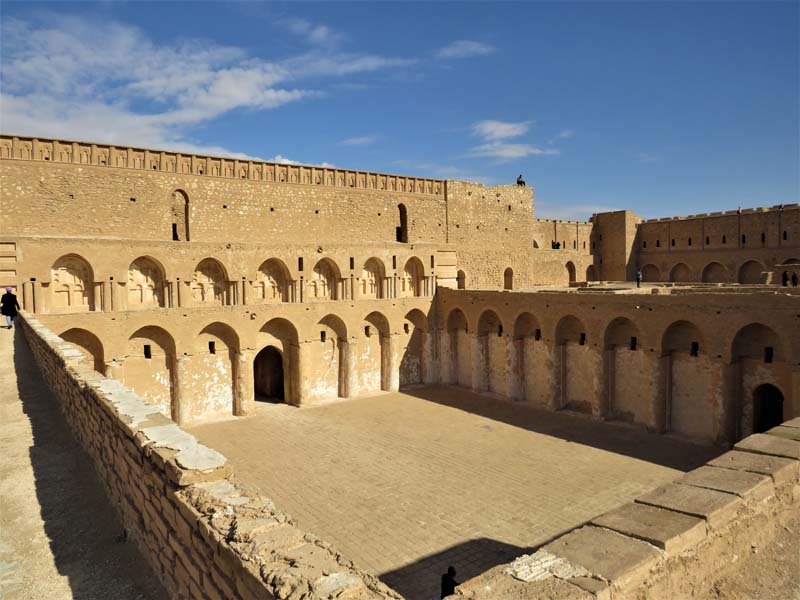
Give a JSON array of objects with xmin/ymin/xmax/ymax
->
[
  {"xmin": 123, "ymin": 326, "xmax": 177, "ymax": 421},
  {"xmin": 258, "ymin": 318, "xmax": 300, "ymax": 405},
  {"xmin": 752, "ymin": 384, "xmax": 784, "ymax": 433},
  {"xmin": 555, "ymin": 315, "xmax": 585, "ymax": 345},
  {"xmin": 661, "ymin": 320, "xmax": 712, "ymax": 440},
  {"xmin": 477, "ymin": 310, "xmax": 505, "ymax": 395},
  {"xmin": 362, "ymin": 311, "xmax": 392, "ymax": 392},
  {"xmin": 254, "ymin": 346, "xmax": 284, "ymax": 402},
  {"xmin": 446, "ymin": 308, "xmax": 470, "ymax": 387},
  {"xmin": 189, "ymin": 322, "xmax": 239, "ymax": 420},
  {"xmin": 397, "ymin": 203, "xmax": 408, "ymax": 243},
  {"xmin": 738, "ymin": 260, "xmax": 765, "ymax": 284},
  {"xmin": 669, "ymin": 263, "xmax": 692, "ymax": 283},
  {"xmin": 641, "ymin": 264, "xmax": 660, "ymax": 282},
  {"xmin": 400, "ymin": 308, "xmax": 430, "ymax": 387},
  {"xmin": 50, "ymin": 254, "xmax": 94, "ymax": 312},
  {"xmin": 732, "ymin": 323, "xmax": 783, "ymax": 363},
  {"xmin": 192, "ymin": 258, "xmax": 228, "ymax": 306},
  {"xmin": 315, "ymin": 314, "xmax": 349, "ymax": 399},
  {"xmin": 308, "ymin": 258, "xmax": 341, "ymax": 301},
  {"xmin": 604, "ymin": 317, "xmax": 644, "ymax": 423},
  {"xmin": 401, "ymin": 257, "xmax": 426, "ymax": 297},
  {"xmin": 127, "ymin": 256, "xmax": 166, "ymax": 309},
  {"xmin": 170, "ymin": 189, "xmax": 190, "ymax": 241},
  {"xmin": 701, "ymin": 262, "xmax": 728, "ymax": 283},
  {"xmin": 555, "ymin": 315, "xmax": 592, "ymax": 413},
  {"xmin": 60, "ymin": 328, "xmax": 104, "ymax": 373},
  {"xmin": 511, "ymin": 312, "xmax": 540, "ymax": 402},
  {"xmin": 361, "ymin": 257, "xmax": 386, "ymax": 299},
  {"xmin": 586, "ymin": 265, "xmax": 597, "ymax": 282},
  {"xmin": 566, "ymin": 261, "xmax": 576, "ymax": 284},
  {"xmin": 503, "ymin": 268, "xmax": 513, "ymax": 290},
  {"xmin": 457, "ymin": 270, "xmax": 467, "ymax": 290},
  {"xmin": 253, "ymin": 258, "xmax": 291, "ymax": 303}
]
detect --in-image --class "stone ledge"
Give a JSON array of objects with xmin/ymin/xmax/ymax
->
[
  {"xmin": 708, "ymin": 450, "xmax": 799, "ymax": 485},
  {"xmin": 678, "ymin": 465, "xmax": 775, "ymax": 503},
  {"xmin": 735, "ymin": 433, "xmax": 800, "ymax": 460},
  {"xmin": 635, "ymin": 483, "xmax": 741, "ymax": 530}
]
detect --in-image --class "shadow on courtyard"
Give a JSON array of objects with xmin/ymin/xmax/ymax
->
[
  {"xmin": 403, "ymin": 385, "xmax": 722, "ymax": 471},
  {"xmin": 11, "ymin": 329, "xmax": 168, "ymax": 599},
  {"xmin": 379, "ymin": 537, "xmax": 531, "ymax": 600}
]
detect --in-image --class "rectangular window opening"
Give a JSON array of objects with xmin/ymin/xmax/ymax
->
[
  {"xmin": 764, "ymin": 346, "xmax": 774, "ymax": 364},
  {"xmin": 172, "ymin": 223, "xmax": 179, "ymax": 241},
  {"xmin": 208, "ymin": 341, "xmax": 216, "ymax": 355},
  {"xmin": 579, "ymin": 333, "xmax": 586, "ymax": 346},
  {"xmin": 630, "ymin": 336, "xmax": 637, "ymax": 351},
  {"xmin": 430, "ymin": 255, "xmax": 435, "ymax": 268},
  {"xmin": 497, "ymin": 325, "xmax": 503, "ymax": 337},
  {"xmin": 403, "ymin": 323, "xmax": 409, "ymax": 334},
  {"xmin": 143, "ymin": 344, "xmax": 152, "ymax": 359},
  {"xmin": 392, "ymin": 255, "xmax": 397, "ymax": 269},
  {"xmin": 690, "ymin": 341, "xmax": 699, "ymax": 357},
  {"xmin": 298, "ymin": 257, "xmax": 304, "ymax": 271},
  {"xmin": 320, "ymin": 331, "xmax": 326, "ymax": 343},
  {"xmin": 349, "ymin": 257, "xmax": 355, "ymax": 270},
  {"xmin": 130, "ymin": 197, "xmax": 136, "ymax": 203},
  {"xmin": 534, "ymin": 328, "xmax": 541, "ymax": 341},
  {"xmin": 365, "ymin": 326, "xmax": 371, "ymax": 337}
]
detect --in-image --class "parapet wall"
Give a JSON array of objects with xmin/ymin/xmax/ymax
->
[{"xmin": 18, "ymin": 312, "xmax": 399, "ymax": 600}]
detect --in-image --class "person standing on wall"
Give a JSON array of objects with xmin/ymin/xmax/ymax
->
[
  {"xmin": 635, "ymin": 269, "xmax": 642, "ymax": 288},
  {"xmin": 1, "ymin": 287, "xmax": 20, "ymax": 329}
]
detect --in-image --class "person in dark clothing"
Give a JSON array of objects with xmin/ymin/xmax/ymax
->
[
  {"xmin": 441, "ymin": 565, "xmax": 458, "ymax": 598},
  {"xmin": 792, "ymin": 272, "xmax": 799, "ymax": 287},
  {"xmin": 1, "ymin": 287, "xmax": 20, "ymax": 329},
  {"xmin": 635, "ymin": 269, "xmax": 642, "ymax": 288},
  {"xmin": 782, "ymin": 271, "xmax": 790, "ymax": 287},
  {"xmin": 516, "ymin": 174, "xmax": 526, "ymax": 187}
]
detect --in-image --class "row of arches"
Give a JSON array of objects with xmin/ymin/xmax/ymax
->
[
  {"xmin": 442, "ymin": 307, "xmax": 789, "ymax": 441},
  {"xmin": 640, "ymin": 258, "xmax": 799, "ymax": 284},
  {"xmin": 46, "ymin": 253, "xmax": 432, "ymax": 313},
  {"xmin": 58, "ymin": 308, "xmax": 434, "ymax": 425}
]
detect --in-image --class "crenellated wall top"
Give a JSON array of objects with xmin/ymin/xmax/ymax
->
[{"xmin": 0, "ymin": 134, "xmax": 445, "ymax": 196}]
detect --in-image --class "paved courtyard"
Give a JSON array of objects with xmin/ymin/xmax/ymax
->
[{"xmin": 190, "ymin": 387, "xmax": 721, "ymax": 600}]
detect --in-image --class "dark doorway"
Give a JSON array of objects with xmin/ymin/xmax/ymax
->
[
  {"xmin": 254, "ymin": 345, "xmax": 284, "ymax": 402},
  {"xmin": 753, "ymin": 384, "xmax": 783, "ymax": 433},
  {"xmin": 397, "ymin": 204, "xmax": 408, "ymax": 243}
]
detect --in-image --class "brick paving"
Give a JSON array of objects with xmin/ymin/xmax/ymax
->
[{"xmin": 190, "ymin": 386, "xmax": 721, "ymax": 600}]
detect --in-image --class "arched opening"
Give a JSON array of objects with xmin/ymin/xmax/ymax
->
[
  {"xmin": 397, "ymin": 203, "xmax": 408, "ymax": 243},
  {"xmin": 50, "ymin": 255, "xmax": 94, "ymax": 312},
  {"xmin": 315, "ymin": 314, "xmax": 349, "ymax": 400},
  {"xmin": 604, "ymin": 317, "xmax": 642, "ymax": 423},
  {"xmin": 586, "ymin": 265, "xmax": 597, "ymax": 282},
  {"xmin": 641, "ymin": 264, "xmax": 660, "ymax": 282},
  {"xmin": 59, "ymin": 328, "xmax": 104, "ymax": 373},
  {"xmin": 701, "ymin": 262, "xmax": 728, "ymax": 283},
  {"xmin": 254, "ymin": 346, "xmax": 284, "ymax": 402},
  {"xmin": 669, "ymin": 263, "xmax": 692, "ymax": 283},
  {"xmin": 362, "ymin": 311, "xmax": 391, "ymax": 392},
  {"xmin": 259, "ymin": 318, "xmax": 300, "ymax": 406},
  {"xmin": 503, "ymin": 268, "xmax": 513, "ymax": 290},
  {"xmin": 477, "ymin": 310, "xmax": 505, "ymax": 395},
  {"xmin": 192, "ymin": 258, "xmax": 228, "ymax": 305},
  {"xmin": 738, "ymin": 260, "xmax": 765, "ymax": 284},
  {"xmin": 361, "ymin": 258, "xmax": 386, "ymax": 299},
  {"xmin": 127, "ymin": 256, "xmax": 166, "ymax": 309},
  {"xmin": 753, "ymin": 384, "xmax": 784, "ymax": 433},
  {"xmin": 171, "ymin": 189, "xmax": 190, "ymax": 241},
  {"xmin": 401, "ymin": 257, "xmax": 425, "ymax": 297},
  {"xmin": 457, "ymin": 270, "xmax": 466, "ymax": 290},
  {"xmin": 566, "ymin": 261, "xmax": 576, "ymax": 284},
  {"xmin": 187, "ymin": 322, "xmax": 239, "ymax": 420},
  {"xmin": 123, "ymin": 326, "xmax": 176, "ymax": 421},
  {"xmin": 253, "ymin": 259, "xmax": 291, "ymax": 303},
  {"xmin": 662, "ymin": 320, "xmax": 711, "ymax": 440},
  {"xmin": 446, "ymin": 308, "xmax": 469, "ymax": 386},
  {"xmin": 400, "ymin": 309, "xmax": 429, "ymax": 387},
  {"xmin": 556, "ymin": 315, "xmax": 590, "ymax": 413},
  {"xmin": 512, "ymin": 312, "xmax": 539, "ymax": 402},
  {"xmin": 308, "ymin": 258, "xmax": 341, "ymax": 301}
]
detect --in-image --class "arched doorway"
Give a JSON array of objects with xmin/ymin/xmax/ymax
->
[
  {"xmin": 254, "ymin": 346, "xmax": 284, "ymax": 402},
  {"xmin": 171, "ymin": 189, "xmax": 190, "ymax": 241},
  {"xmin": 701, "ymin": 262, "xmax": 727, "ymax": 283},
  {"xmin": 397, "ymin": 204, "xmax": 408, "ymax": 243},
  {"xmin": 753, "ymin": 384, "xmax": 783, "ymax": 433},
  {"xmin": 641, "ymin": 264, "xmax": 660, "ymax": 282},
  {"xmin": 586, "ymin": 265, "xmax": 596, "ymax": 282},
  {"xmin": 669, "ymin": 263, "xmax": 692, "ymax": 282},
  {"xmin": 738, "ymin": 260, "xmax": 764, "ymax": 284},
  {"xmin": 566, "ymin": 262, "xmax": 576, "ymax": 284}
]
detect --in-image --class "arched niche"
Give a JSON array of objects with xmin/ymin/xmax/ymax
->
[
  {"xmin": 457, "ymin": 270, "xmax": 466, "ymax": 290},
  {"xmin": 476, "ymin": 310, "xmax": 505, "ymax": 395},
  {"xmin": 170, "ymin": 189, "xmax": 190, "ymax": 241},
  {"xmin": 737, "ymin": 260, "xmax": 764, "ymax": 284},
  {"xmin": 669, "ymin": 263, "xmax": 692, "ymax": 283},
  {"xmin": 396, "ymin": 203, "xmax": 408, "ymax": 243},
  {"xmin": 400, "ymin": 308, "xmax": 430, "ymax": 387},
  {"xmin": 701, "ymin": 262, "xmax": 728, "ymax": 283},
  {"xmin": 566, "ymin": 261, "xmax": 576, "ymax": 284},
  {"xmin": 50, "ymin": 255, "xmax": 94, "ymax": 312},
  {"xmin": 127, "ymin": 256, "xmax": 166, "ymax": 309},
  {"xmin": 361, "ymin": 258, "xmax": 386, "ymax": 299},
  {"xmin": 192, "ymin": 258, "xmax": 228, "ymax": 305},
  {"xmin": 253, "ymin": 258, "xmax": 291, "ymax": 303},
  {"xmin": 401, "ymin": 257, "xmax": 426, "ymax": 297},
  {"xmin": 313, "ymin": 314, "xmax": 349, "ymax": 400},
  {"xmin": 586, "ymin": 265, "xmax": 597, "ymax": 282},
  {"xmin": 308, "ymin": 258, "xmax": 341, "ymax": 301},
  {"xmin": 503, "ymin": 268, "xmax": 513, "ymax": 290},
  {"xmin": 362, "ymin": 311, "xmax": 392, "ymax": 392},
  {"xmin": 446, "ymin": 308, "xmax": 469, "ymax": 387},
  {"xmin": 641, "ymin": 264, "xmax": 660, "ymax": 282},
  {"xmin": 511, "ymin": 312, "xmax": 540, "ymax": 402},
  {"xmin": 60, "ymin": 328, "xmax": 105, "ymax": 373},
  {"xmin": 604, "ymin": 317, "xmax": 645, "ymax": 423},
  {"xmin": 123, "ymin": 326, "xmax": 176, "ymax": 420}
]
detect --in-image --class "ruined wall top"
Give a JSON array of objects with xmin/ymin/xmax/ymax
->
[{"xmin": 0, "ymin": 134, "xmax": 445, "ymax": 197}]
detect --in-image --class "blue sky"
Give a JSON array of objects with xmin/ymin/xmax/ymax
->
[{"xmin": 1, "ymin": 1, "xmax": 797, "ymax": 220}]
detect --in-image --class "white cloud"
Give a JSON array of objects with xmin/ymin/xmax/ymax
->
[
  {"xmin": 280, "ymin": 17, "xmax": 345, "ymax": 47},
  {"xmin": 468, "ymin": 142, "xmax": 559, "ymax": 160},
  {"xmin": 472, "ymin": 120, "xmax": 532, "ymax": 141},
  {"xmin": 0, "ymin": 14, "xmax": 413, "ymax": 158},
  {"xmin": 340, "ymin": 136, "xmax": 375, "ymax": 145},
  {"xmin": 436, "ymin": 40, "xmax": 495, "ymax": 60},
  {"xmin": 558, "ymin": 129, "xmax": 575, "ymax": 139}
]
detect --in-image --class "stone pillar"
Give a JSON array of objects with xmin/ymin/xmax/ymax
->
[
  {"xmin": 345, "ymin": 339, "xmax": 359, "ymax": 398},
  {"xmin": 22, "ymin": 281, "xmax": 34, "ymax": 312},
  {"xmin": 32, "ymin": 281, "xmax": 45, "ymax": 314},
  {"xmin": 422, "ymin": 331, "xmax": 436, "ymax": 384},
  {"xmin": 234, "ymin": 349, "xmax": 254, "ymax": 416},
  {"xmin": 508, "ymin": 338, "xmax": 524, "ymax": 401},
  {"xmin": 240, "ymin": 279, "xmax": 248, "ymax": 305},
  {"xmin": 557, "ymin": 344, "xmax": 567, "ymax": 410},
  {"xmin": 470, "ymin": 333, "xmax": 487, "ymax": 393},
  {"xmin": 437, "ymin": 329, "xmax": 453, "ymax": 384},
  {"xmin": 657, "ymin": 355, "xmax": 672, "ymax": 433},
  {"xmin": 385, "ymin": 333, "xmax": 401, "ymax": 392},
  {"xmin": 602, "ymin": 349, "xmax": 614, "ymax": 418},
  {"xmin": 173, "ymin": 355, "xmax": 191, "ymax": 425}
]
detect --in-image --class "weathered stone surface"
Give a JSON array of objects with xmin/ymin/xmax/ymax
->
[
  {"xmin": 709, "ymin": 450, "xmax": 799, "ymax": 485},
  {"xmin": 140, "ymin": 423, "xmax": 226, "ymax": 471},
  {"xmin": 678, "ymin": 465, "xmax": 774, "ymax": 502},
  {"xmin": 592, "ymin": 502, "xmax": 706, "ymax": 555},
  {"xmin": 568, "ymin": 576, "xmax": 611, "ymax": 600},
  {"xmin": 635, "ymin": 483, "xmax": 741, "ymax": 529},
  {"xmin": 544, "ymin": 526, "xmax": 662, "ymax": 591},
  {"xmin": 735, "ymin": 433, "xmax": 800, "ymax": 460},
  {"xmin": 768, "ymin": 426, "xmax": 800, "ymax": 442},
  {"xmin": 503, "ymin": 550, "xmax": 589, "ymax": 582},
  {"xmin": 780, "ymin": 417, "xmax": 800, "ymax": 429},
  {"xmin": 456, "ymin": 564, "xmax": 593, "ymax": 600}
]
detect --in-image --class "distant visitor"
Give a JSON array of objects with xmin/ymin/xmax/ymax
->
[
  {"xmin": 516, "ymin": 174, "xmax": 526, "ymax": 186},
  {"xmin": 636, "ymin": 269, "xmax": 642, "ymax": 288},
  {"xmin": 1, "ymin": 287, "xmax": 19, "ymax": 329},
  {"xmin": 792, "ymin": 272, "xmax": 798, "ymax": 287},
  {"xmin": 441, "ymin": 565, "xmax": 459, "ymax": 598}
]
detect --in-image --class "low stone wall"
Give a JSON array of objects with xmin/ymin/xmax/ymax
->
[
  {"xmin": 455, "ymin": 426, "xmax": 800, "ymax": 599},
  {"xmin": 18, "ymin": 312, "xmax": 399, "ymax": 600}
]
